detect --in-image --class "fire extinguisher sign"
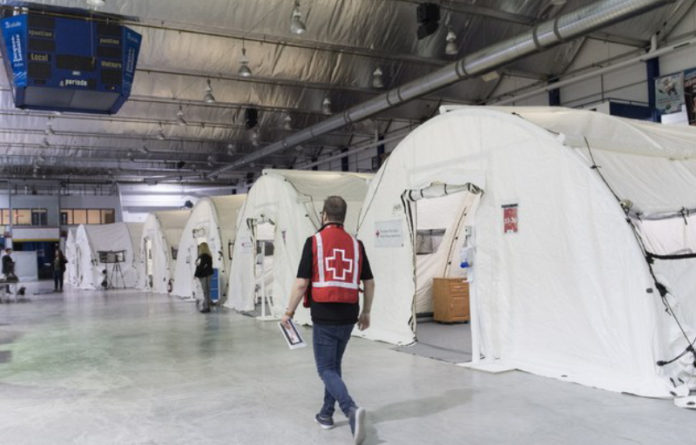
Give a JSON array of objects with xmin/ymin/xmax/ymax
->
[{"xmin": 502, "ymin": 203, "xmax": 518, "ymax": 234}]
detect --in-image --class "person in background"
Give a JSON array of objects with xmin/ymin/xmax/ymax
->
[
  {"xmin": 53, "ymin": 249, "xmax": 68, "ymax": 292},
  {"xmin": 2, "ymin": 248, "xmax": 16, "ymax": 293},
  {"xmin": 281, "ymin": 196, "xmax": 375, "ymax": 445},
  {"xmin": 194, "ymin": 242, "xmax": 214, "ymax": 313}
]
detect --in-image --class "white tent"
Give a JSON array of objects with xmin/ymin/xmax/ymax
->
[
  {"xmin": 171, "ymin": 195, "xmax": 246, "ymax": 301},
  {"xmin": 64, "ymin": 228, "xmax": 78, "ymax": 287},
  {"xmin": 72, "ymin": 222, "xmax": 143, "ymax": 289},
  {"xmin": 139, "ymin": 210, "xmax": 191, "ymax": 293},
  {"xmin": 226, "ymin": 169, "xmax": 373, "ymax": 323},
  {"xmin": 356, "ymin": 106, "xmax": 696, "ymax": 398}
]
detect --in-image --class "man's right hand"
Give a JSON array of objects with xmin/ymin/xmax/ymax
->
[
  {"xmin": 357, "ymin": 312, "xmax": 370, "ymax": 331},
  {"xmin": 281, "ymin": 314, "xmax": 292, "ymax": 329}
]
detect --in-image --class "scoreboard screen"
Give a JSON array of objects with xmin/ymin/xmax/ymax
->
[{"xmin": 1, "ymin": 11, "xmax": 141, "ymax": 114}]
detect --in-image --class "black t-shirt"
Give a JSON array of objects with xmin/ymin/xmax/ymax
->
[{"xmin": 297, "ymin": 227, "xmax": 373, "ymax": 325}]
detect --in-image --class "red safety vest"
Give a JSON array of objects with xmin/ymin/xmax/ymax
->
[{"xmin": 310, "ymin": 224, "xmax": 362, "ymax": 304}]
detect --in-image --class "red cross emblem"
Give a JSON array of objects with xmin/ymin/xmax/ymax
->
[{"xmin": 325, "ymin": 249, "xmax": 353, "ymax": 281}]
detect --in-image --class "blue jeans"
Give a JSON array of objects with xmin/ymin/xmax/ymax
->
[{"xmin": 312, "ymin": 323, "xmax": 357, "ymax": 417}]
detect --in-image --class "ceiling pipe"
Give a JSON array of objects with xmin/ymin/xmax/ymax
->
[
  {"xmin": 490, "ymin": 34, "xmax": 696, "ymax": 105},
  {"xmin": 213, "ymin": 0, "xmax": 673, "ymax": 175}
]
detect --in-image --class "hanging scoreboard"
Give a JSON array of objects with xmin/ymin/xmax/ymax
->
[{"xmin": 0, "ymin": 10, "xmax": 141, "ymax": 114}]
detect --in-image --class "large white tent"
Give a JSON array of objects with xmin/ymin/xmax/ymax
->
[
  {"xmin": 64, "ymin": 227, "xmax": 78, "ymax": 287},
  {"xmin": 226, "ymin": 169, "xmax": 372, "ymax": 324},
  {"xmin": 139, "ymin": 210, "xmax": 191, "ymax": 293},
  {"xmin": 171, "ymin": 195, "xmax": 246, "ymax": 301},
  {"xmin": 356, "ymin": 106, "xmax": 696, "ymax": 398},
  {"xmin": 71, "ymin": 222, "xmax": 144, "ymax": 289}
]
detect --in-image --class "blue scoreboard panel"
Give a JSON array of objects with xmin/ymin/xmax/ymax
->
[{"xmin": 0, "ymin": 11, "xmax": 141, "ymax": 114}]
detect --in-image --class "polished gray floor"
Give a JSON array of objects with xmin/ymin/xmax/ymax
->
[
  {"xmin": 394, "ymin": 318, "xmax": 472, "ymax": 363},
  {"xmin": 0, "ymin": 283, "xmax": 693, "ymax": 445}
]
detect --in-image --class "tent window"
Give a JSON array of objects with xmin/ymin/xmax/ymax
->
[
  {"xmin": 257, "ymin": 241, "xmax": 274, "ymax": 256},
  {"xmin": 415, "ymin": 229, "xmax": 446, "ymax": 255}
]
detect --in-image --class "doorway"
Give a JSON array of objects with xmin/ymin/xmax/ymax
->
[
  {"xmin": 397, "ymin": 184, "xmax": 481, "ymax": 363},
  {"xmin": 247, "ymin": 218, "xmax": 276, "ymax": 318}
]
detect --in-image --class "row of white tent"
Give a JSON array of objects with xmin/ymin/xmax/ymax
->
[{"xmin": 64, "ymin": 106, "xmax": 696, "ymax": 401}]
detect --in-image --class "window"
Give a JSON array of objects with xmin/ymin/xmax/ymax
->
[
  {"xmin": 60, "ymin": 210, "xmax": 72, "ymax": 225},
  {"xmin": 1, "ymin": 209, "xmax": 9, "ymax": 225},
  {"xmin": 87, "ymin": 209, "xmax": 101, "ymax": 224},
  {"xmin": 31, "ymin": 209, "xmax": 47, "ymax": 226},
  {"xmin": 13, "ymin": 209, "xmax": 31, "ymax": 225},
  {"xmin": 415, "ymin": 229, "xmax": 446, "ymax": 255},
  {"xmin": 72, "ymin": 209, "xmax": 87, "ymax": 224},
  {"xmin": 58, "ymin": 208, "xmax": 116, "ymax": 225},
  {"xmin": 102, "ymin": 209, "xmax": 115, "ymax": 224}
]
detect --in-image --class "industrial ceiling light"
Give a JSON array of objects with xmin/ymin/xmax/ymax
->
[
  {"xmin": 372, "ymin": 67, "xmax": 384, "ymax": 89},
  {"xmin": 86, "ymin": 0, "xmax": 105, "ymax": 7},
  {"xmin": 481, "ymin": 70, "xmax": 500, "ymax": 82},
  {"xmin": 204, "ymin": 79, "xmax": 216, "ymax": 103},
  {"xmin": 445, "ymin": 28, "xmax": 458, "ymax": 56},
  {"xmin": 322, "ymin": 96, "xmax": 332, "ymax": 115},
  {"xmin": 238, "ymin": 47, "xmax": 252, "ymax": 78},
  {"xmin": 156, "ymin": 123, "xmax": 166, "ymax": 140},
  {"xmin": 176, "ymin": 105, "xmax": 186, "ymax": 126},
  {"xmin": 250, "ymin": 128, "xmax": 260, "ymax": 146},
  {"xmin": 290, "ymin": 0, "xmax": 307, "ymax": 35},
  {"xmin": 283, "ymin": 112, "xmax": 293, "ymax": 130},
  {"xmin": 45, "ymin": 118, "xmax": 55, "ymax": 136}
]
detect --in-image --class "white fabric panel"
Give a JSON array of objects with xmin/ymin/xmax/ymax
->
[
  {"xmin": 485, "ymin": 106, "xmax": 696, "ymax": 215},
  {"xmin": 65, "ymin": 228, "xmax": 78, "ymax": 287},
  {"xmin": 73, "ymin": 223, "xmax": 140, "ymax": 289},
  {"xmin": 12, "ymin": 251, "xmax": 37, "ymax": 282},
  {"xmin": 357, "ymin": 107, "xmax": 684, "ymax": 397},
  {"xmin": 635, "ymin": 215, "xmax": 696, "ymax": 255},
  {"xmin": 226, "ymin": 170, "xmax": 372, "ymax": 325},
  {"xmin": 139, "ymin": 210, "xmax": 190, "ymax": 293},
  {"xmin": 171, "ymin": 195, "xmax": 246, "ymax": 301}
]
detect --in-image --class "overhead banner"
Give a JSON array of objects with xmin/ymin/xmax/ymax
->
[{"xmin": 655, "ymin": 73, "xmax": 684, "ymax": 114}]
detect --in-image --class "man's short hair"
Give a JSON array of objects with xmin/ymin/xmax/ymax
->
[{"xmin": 323, "ymin": 196, "xmax": 347, "ymax": 223}]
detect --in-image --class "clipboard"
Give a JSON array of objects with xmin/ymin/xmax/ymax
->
[{"xmin": 278, "ymin": 319, "xmax": 307, "ymax": 350}]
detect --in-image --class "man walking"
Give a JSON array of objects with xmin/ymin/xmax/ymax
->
[{"xmin": 282, "ymin": 196, "xmax": 374, "ymax": 445}]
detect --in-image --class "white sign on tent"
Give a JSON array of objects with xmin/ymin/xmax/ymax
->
[{"xmin": 375, "ymin": 220, "xmax": 403, "ymax": 247}]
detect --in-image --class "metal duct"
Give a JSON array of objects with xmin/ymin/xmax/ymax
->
[{"xmin": 213, "ymin": 0, "xmax": 672, "ymax": 174}]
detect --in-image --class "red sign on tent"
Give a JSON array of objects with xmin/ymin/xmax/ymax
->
[{"xmin": 503, "ymin": 204, "xmax": 518, "ymax": 233}]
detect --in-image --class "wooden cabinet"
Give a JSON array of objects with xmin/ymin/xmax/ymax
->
[{"xmin": 432, "ymin": 278, "xmax": 469, "ymax": 323}]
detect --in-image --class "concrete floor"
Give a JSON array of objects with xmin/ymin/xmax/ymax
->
[{"xmin": 0, "ymin": 283, "xmax": 693, "ymax": 445}]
